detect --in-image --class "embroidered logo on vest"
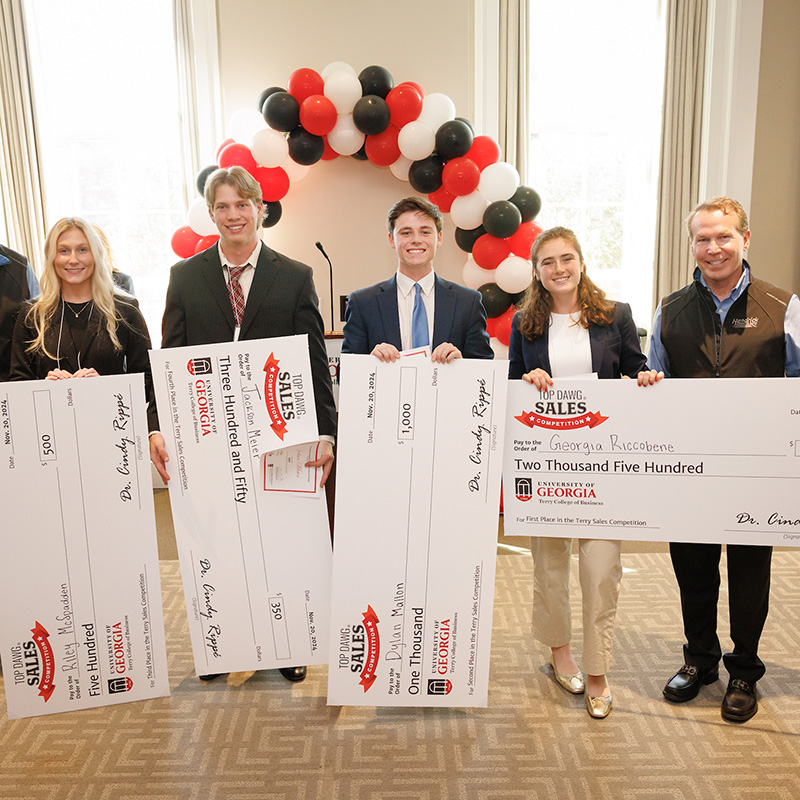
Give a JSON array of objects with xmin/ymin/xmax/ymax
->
[{"xmin": 730, "ymin": 317, "xmax": 758, "ymax": 328}]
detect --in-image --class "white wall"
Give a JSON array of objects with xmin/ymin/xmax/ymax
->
[{"xmin": 215, "ymin": 0, "xmax": 475, "ymax": 330}]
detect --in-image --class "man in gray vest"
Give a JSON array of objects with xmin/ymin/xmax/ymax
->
[{"xmin": 644, "ymin": 196, "xmax": 800, "ymax": 722}]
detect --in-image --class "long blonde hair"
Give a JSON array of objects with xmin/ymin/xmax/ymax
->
[
  {"xmin": 516, "ymin": 226, "xmax": 614, "ymax": 340},
  {"xmin": 26, "ymin": 217, "xmax": 123, "ymax": 358}
]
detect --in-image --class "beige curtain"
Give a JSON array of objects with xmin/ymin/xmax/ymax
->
[
  {"xmin": 0, "ymin": 0, "xmax": 47, "ymax": 268},
  {"xmin": 498, "ymin": 0, "xmax": 529, "ymax": 182},
  {"xmin": 652, "ymin": 0, "xmax": 709, "ymax": 304}
]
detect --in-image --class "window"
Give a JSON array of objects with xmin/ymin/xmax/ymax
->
[
  {"xmin": 528, "ymin": 0, "xmax": 666, "ymax": 331},
  {"xmin": 23, "ymin": 0, "xmax": 186, "ymax": 341}
]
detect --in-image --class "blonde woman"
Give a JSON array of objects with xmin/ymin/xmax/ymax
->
[
  {"xmin": 509, "ymin": 226, "xmax": 650, "ymax": 718},
  {"xmin": 10, "ymin": 217, "xmax": 151, "ymax": 381}
]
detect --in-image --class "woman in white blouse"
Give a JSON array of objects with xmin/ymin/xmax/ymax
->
[{"xmin": 508, "ymin": 226, "xmax": 649, "ymax": 718}]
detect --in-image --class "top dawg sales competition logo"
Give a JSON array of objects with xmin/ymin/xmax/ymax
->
[{"xmin": 514, "ymin": 387, "xmax": 608, "ymax": 432}]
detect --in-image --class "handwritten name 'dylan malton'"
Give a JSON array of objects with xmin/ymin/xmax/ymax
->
[{"xmin": 468, "ymin": 378, "xmax": 494, "ymax": 493}]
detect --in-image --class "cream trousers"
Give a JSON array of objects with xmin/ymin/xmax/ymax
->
[{"xmin": 531, "ymin": 536, "xmax": 622, "ymax": 676}]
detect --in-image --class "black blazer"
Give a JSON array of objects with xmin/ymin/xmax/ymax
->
[
  {"xmin": 508, "ymin": 302, "xmax": 646, "ymax": 379},
  {"xmin": 0, "ymin": 244, "xmax": 34, "ymax": 382},
  {"xmin": 341, "ymin": 274, "xmax": 493, "ymax": 359},
  {"xmin": 159, "ymin": 243, "xmax": 336, "ymax": 437},
  {"xmin": 10, "ymin": 296, "xmax": 153, "ymax": 383}
]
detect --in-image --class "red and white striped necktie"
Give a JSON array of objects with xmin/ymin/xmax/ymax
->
[{"xmin": 227, "ymin": 265, "xmax": 247, "ymax": 326}]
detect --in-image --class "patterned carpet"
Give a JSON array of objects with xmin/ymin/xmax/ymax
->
[{"xmin": 2, "ymin": 544, "xmax": 800, "ymax": 799}]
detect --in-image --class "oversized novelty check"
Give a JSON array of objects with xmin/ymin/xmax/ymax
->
[
  {"xmin": 328, "ymin": 355, "xmax": 507, "ymax": 707},
  {"xmin": 149, "ymin": 335, "xmax": 331, "ymax": 675},
  {"xmin": 0, "ymin": 375, "xmax": 169, "ymax": 719},
  {"xmin": 503, "ymin": 378, "xmax": 800, "ymax": 546}
]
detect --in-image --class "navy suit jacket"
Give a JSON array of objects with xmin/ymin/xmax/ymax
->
[
  {"xmin": 508, "ymin": 302, "xmax": 646, "ymax": 379},
  {"xmin": 341, "ymin": 274, "xmax": 493, "ymax": 359},
  {"xmin": 157, "ymin": 243, "xmax": 336, "ymax": 436}
]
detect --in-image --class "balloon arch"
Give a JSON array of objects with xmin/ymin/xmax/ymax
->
[{"xmin": 170, "ymin": 63, "xmax": 543, "ymax": 352}]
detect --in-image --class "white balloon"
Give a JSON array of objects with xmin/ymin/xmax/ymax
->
[
  {"xmin": 478, "ymin": 161, "xmax": 521, "ymax": 202},
  {"xmin": 250, "ymin": 128, "xmax": 289, "ymax": 168},
  {"xmin": 462, "ymin": 255, "xmax": 495, "ymax": 290},
  {"xmin": 389, "ymin": 155, "xmax": 412, "ymax": 182},
  {"xmin": 228, "ymin": 107, "xmax": 266, "ymax": 144},
  {"xmin": 490, "ymin": 338, "xmax": 509, "ymax": 360},
  {"xmin": 187, "ymin": 197, "xmax": 218, "ymax": 236},
  {"xmin": 282, "ymin": 157, "xmax": 311, "ymax": 182},
  {"xmin": 327, "ymin": 114, "xmax": 365, "ymax": 156},
  {"xmin": 495, "ymin": 255, "xmax": 533, "ymax": 294},
  {"xmin": 324, "ymin": 71, "xmax": 363, "ymax": 115},
  {"xmin": 417, "ymin": 93, "xmax": 456, "ymax": 130},
  {"xmin": 450, "ymin": 191, "xmax": 488, "ymax": 230},
  {"xmin": 321, "ymin": 61, "xmax": 356, "ymax": 80},
  {"xmin": 397, "ymin": 120, "xmax": 435, "ymax": 161}
]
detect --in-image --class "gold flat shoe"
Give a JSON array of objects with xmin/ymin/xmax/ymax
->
[
  {"xmin": 549, "ymin": 657, "xmax": 585, "ymax": 694},
  {"xmin": 586, "ymin": 692, "xmax": 613, "ymax": 718}
]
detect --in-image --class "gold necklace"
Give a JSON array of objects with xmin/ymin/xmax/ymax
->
[{"xmin": 64, "ymin": 299, "xmax": 92, "ymax": 318}]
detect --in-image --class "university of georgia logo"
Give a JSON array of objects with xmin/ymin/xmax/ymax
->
[
  {"xmin": 515, "ymin": 476, "xmax": 533, "ymax": 502},
  {"xmin": 108, "ymin": 676, "xmax": 133, "ymax": 694},
  {"xmin": 427, "ymin": 678, "xmax": 453, "ymax": 696},
  {"xmin": 187, "ymin": 357, "xmax": 213, "ymax": 376}
]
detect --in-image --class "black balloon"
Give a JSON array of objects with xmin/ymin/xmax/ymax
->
[
  {"xmin": 263, "ymin": 92, "xmax": 300, "ymax": 131},
  {"xmin": 454, "ymin": 224, "xmax": 486, "ymax": 253},
  {"xmin": 435, "ymin": 120, "xmax": 473, "ymax": 161},
  {"xmin": 478, "ymin": 283, "xmax": 513, "ymax": 318},
  {"xmin": 287, "ymin": 126, "xmax": 324, "ymax": 165},
  {"xmin": 408, "ymin": 155, "xmax": 444, "ymax": 194},
  {"xmin": 195, "ymin": 164, "xmax": 218, "ymax": 197},
  {"xmin": 358, "ymin": 65, "xmax": 394, "ymax": 98},
  {"xmin": 510, "ymin": 289, "xmax": 527, "ymax": 307},
  {"xmin": 510, "ymin": 185, "xmax": 542, "ymax": 222},
  {"xmin": 455, "ymin": 116, "xmax": 476, "ymax": 134},
  {"xmin": 483, "ymin": 200, "xmax": 522, "ymax": 238},
  {"xmin": 351, "ymin": 143, "xmax": 369, "ymax": 161},
  {"xmin": 258, "ymin": 86, "xmax": 285, "ymax": 113},
  {"xmin": 262, "ymin": 200, "xmax": 283, "ymax": 228},
  {"xmin": 353, "ymin": 95, "xmax": 391, "ymax": 135}
]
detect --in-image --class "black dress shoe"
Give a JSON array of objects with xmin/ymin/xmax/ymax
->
[
  {"xmin": 663, "ymin": 664, "xmax": 719, "ymax": 702},
  {"xmin": 721, "ymin": 678, "xmax": 758, "ymax": 722},
  {"xmin": 198, "ymin": 673, "xmax": 226, "ymax": 681},
  {"xmin": 279, "ymin": 666, "xmax": 307, "ymax": 682}
]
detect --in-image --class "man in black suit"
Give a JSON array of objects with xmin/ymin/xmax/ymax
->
[
  {"xmin": 0, "ymin": 243, "xmax": 39, "ymax": 381},
  {"xmin": 341, "ymin": 196, "xmax": 493, "ymax": 362},
  {"xmin": 149, "ymin": 166, "xmax": 336, "ymax": 683}
]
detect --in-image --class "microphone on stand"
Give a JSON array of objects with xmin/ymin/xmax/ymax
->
[{"xmin": 315, "ymin": 241, "xmax": 335, "ymax": 333}]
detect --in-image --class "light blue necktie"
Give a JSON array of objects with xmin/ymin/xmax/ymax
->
[{"xmin": 411, "ymin": 282, "xmax": 429, "ymax": 349}]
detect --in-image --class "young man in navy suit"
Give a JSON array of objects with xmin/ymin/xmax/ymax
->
[{"xmin": 341, "ymin": 197, "xmax": 493, "ymax": 362}]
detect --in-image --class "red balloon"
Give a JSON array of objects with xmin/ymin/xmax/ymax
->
[
  {"xmin": 472, "ymin": 233, "xmax": 512, "ymax": 270},
  {"xmin": 386, "ymin": 85, "xmax": 423, "ymax": 128},
  {"xmin": 215, "ymin": 138, "xmax": 235, "ymax": 160},
  {"xmin": 442, "ymin": 157, "xmax": 481, "ymax": 197},
  {"xmin": 467, "ymin": 135, "xmax": 501, "ymax": 171},
  {"xmin": 428, "ymin": 185, "xmax": 455, "ymax": 214},
  {"xmin": 321, "ymin": 137, "xmax": 339, "ymax": 161},
  {"xmin": 287, "ymin": 68, "xmax": 324, "ymax": 103},
  {"xmin": 396, "ymin": 81, "xmax": 426, "ymax": 99},
  {"xmin": 194, "ymin": 234, "xmax": 220, "ymax": 254},
  {"xmin": 493, "ymin": 304, "xmax": 516, "ymax": 346},
  {"xmin": 508, "ymin": 221, "xmax": 544, "ymax": 258},
  {"xmin": 486, "ymin": 314, "xmax": 499, "ymax": 338},
  {"xmin": 171, "ymin": 225, "xmax": 202, "ymax": 258},
  {"xmin": 253, "ymin": 165, "xmax": 290, "ymax": 202},
  {"xmin": 365, "ymin": 125, "xmax": 401, "ymax": 167},
  {"xmin": 217, "ymin": 142, "xmax": 258, "ymax": 174},
  {"xmin": 300, "ymin": 94, "xmax": 337, "ymax": 136}
]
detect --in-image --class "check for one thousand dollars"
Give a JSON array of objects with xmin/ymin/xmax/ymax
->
[{"xmin": 503, "ymin": 377, "xmax": 800, "ymax": 547}]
